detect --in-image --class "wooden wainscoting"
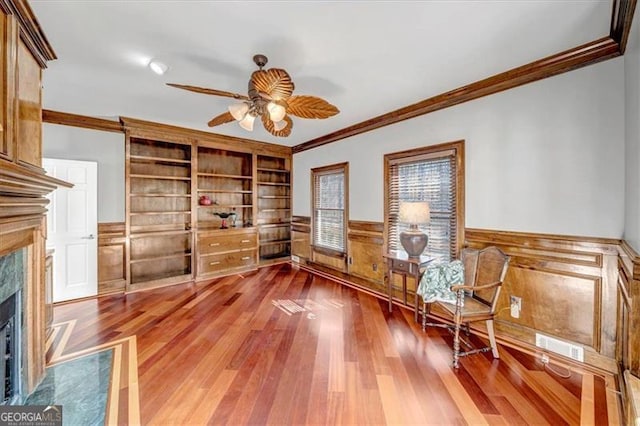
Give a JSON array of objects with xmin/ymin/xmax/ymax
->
[
  {"xmin": 98, "ymin": 222, "xmax": 127, "ymax": 294},
  {"xmin": 465, "ymin": 228, "xmax": 619, "ymax": 372},
  {"xmin": 311, "ymin": 246, "xmax": 347, "ymax": 272},
  {"xmin": 619, "ymin": 241, "xmax": 640, "ymax": 376},
  {"xmin": 619, "ymin": 241, "xmax": 640, "ymax": 425},
  {"xmin": 293, "ymin": 215, "xmax": 349, "ymax": 272},
  {"xmin": 291, "ymin": 216, "xmax": 310, "ymax": 262},
  {"xmin": 293, "ymin": 217, "xmax": 389, "ymax": 296},
  {"xmin": 347, "ymin": 220, "xmax": 385, "ymax": 288}
]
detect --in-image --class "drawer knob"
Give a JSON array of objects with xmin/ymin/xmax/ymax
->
[
  {"xmin": 209, "ymin": 243, "xmax": 220, "ymax": 247},
  {"xmin": 209, "ymin": 261, "xmax": 221, "ymax": 265},
  {"xmin": 242, "ymin": 256, "xmax": 251, "ymax": 260},
  {"xmin": 241, "ymin": 239, "xmax": 250, "ymax": 243}
]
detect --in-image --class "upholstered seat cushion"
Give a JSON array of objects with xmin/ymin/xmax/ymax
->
[{"xmin": 438, "ymin": 296, "xmax": 491, "ymax": 317}]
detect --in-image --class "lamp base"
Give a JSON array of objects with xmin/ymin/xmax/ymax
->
[{"xmin": 400, "ymin": 228, "xmax": 428, "ymax": 257}]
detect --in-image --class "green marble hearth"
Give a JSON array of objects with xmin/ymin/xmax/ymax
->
[{"xmin": 26, "ymin": 349, "xmax": 113, "ymax": 426}]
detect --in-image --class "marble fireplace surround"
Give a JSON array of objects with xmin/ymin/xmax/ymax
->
[
  {"xmin": 0, "ymin": 224, "xmax": 47, "ymax": 396},
  {"xmin": 0, "ymin": 249, "xmax": 25, "ymax": 403}
]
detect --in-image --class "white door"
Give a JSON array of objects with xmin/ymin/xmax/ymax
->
[{"xmin": 44, "ymin": 158, "xmax": 98, "ymax": 302}]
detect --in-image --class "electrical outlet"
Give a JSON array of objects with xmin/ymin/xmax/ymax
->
[
  {"xmin": 510, "ymin": 295, "xmax": 522, "ymax": 318},
  {"xmin": 372, "ymin": 263, "xmax": 377, "ymax": 271},
  {"xmin": 541, "ymin": 354, "xmax": 549, "ymax": 364}
]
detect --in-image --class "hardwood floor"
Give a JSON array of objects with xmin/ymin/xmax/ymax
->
[{"xmin": 50, "ymin": 264, "xmax": 620, "ymax": 425}]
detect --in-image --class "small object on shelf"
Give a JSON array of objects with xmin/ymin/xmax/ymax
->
[
  {"xmin": 199, "ymin": 195, "xmax": 213, "ymax": 205},
  {"xmin": 214, "ymin": 212, "xmax": 236, "ymax": 229}
]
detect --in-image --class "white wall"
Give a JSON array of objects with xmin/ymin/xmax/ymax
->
[
  {"xmin": 294, "ymin": 58, "xmax": 625, "ymax": 239},
  {"xmin": 43, "ymin": 124, "xmax": 125, "ymax": 223},
  {"xmin": 625, "ymin": 10, "xmax": 640, "ymax": 252}
]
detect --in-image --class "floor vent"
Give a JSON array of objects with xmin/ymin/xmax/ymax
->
[{"xmin": 535, "ymin": 333, "xmax": 584, "ymax": 362}]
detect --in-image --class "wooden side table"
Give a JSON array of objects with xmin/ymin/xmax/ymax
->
[{"xmin": 383, "ymin": 251, "xmax": 433, "ymax": 322}]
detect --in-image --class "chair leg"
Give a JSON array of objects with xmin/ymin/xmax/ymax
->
[
  {"xmin": 486, "ymin": 319, "xmax": 499, "ymax": 359},
  {"xmin": 452, "ymin": 289, "xmax": 463, "ymax": 368},
  {"xmin": 422, "ymin": 301, "xmax": 428, "ymax": 331},
  {"xmin": 452, "ymin": 316, "xmax": 462, "ymax": 368}
]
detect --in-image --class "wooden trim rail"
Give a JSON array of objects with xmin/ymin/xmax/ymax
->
[{"xmin": 43, "ymin": 109, "xmax": 123, "ymax": 133}]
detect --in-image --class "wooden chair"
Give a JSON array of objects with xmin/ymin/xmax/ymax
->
[{"xmin": 423, "ymin": 246, "xmax": 510, "ymax": 368}]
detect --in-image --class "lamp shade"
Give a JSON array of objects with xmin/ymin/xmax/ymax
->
[
  {"xmin": 398, "ymin": 201, "xmax": 430, "ymax": 224},
  {"xmin": 238, "ymin": 113, "xmax": 256, "ymax": 131},
  {"xmin": 229, "ymin": 102, "xmax": 250, "ymax": 121},
  {"xmin": 267, "ymin": 102, "xmax": 286, "ymax": 122}
]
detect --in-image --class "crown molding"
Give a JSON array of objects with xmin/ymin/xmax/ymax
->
[
  {"xmin": 611, "ymin": 0, "xmax": 638, "ymax": 53},
  {"xmin": 0, "ymin": 0, "xmax": 56, "ymax": 68},
  {"xmin": 294, "ymin": 0, "xmax": 637, "ymax": 154},
  {"xmin": 293, "ymin": 37, "xmax": 620, "ymax": 154}
]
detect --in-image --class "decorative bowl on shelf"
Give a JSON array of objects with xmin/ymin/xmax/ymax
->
[
  {"xmin": 199, "ymin": 195, "xmax": 212, "ymax": 206},
  {"xmin": 213, "ymin": 212, "xmax": 236, "ymax": 229},
  {"xmin": 213, "ymin": 212, "xmax": 236, "ymax": 219}
]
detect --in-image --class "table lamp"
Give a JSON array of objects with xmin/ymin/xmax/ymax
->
[{"xmin": 398, "ymin": 201, "xmax": 430, "ymax": 257}]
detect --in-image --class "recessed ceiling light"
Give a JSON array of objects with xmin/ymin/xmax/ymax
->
[{"xmin": 148, "ymin": 59, "xmax": 168, "ymax": 75}]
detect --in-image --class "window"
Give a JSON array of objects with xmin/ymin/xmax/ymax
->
[
  {"xmin": 312, "ymin": 162, "xmax": 348, "ymax": 253},
  {"xmin": 385, "ymin": 141, "xmax": 464, "ymax": 262}
]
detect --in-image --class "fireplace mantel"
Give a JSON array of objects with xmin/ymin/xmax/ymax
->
[
  {"xmin": 0, "ymin": 159, "xmax": 71, "ymax": 244},
  {"xmin": 0, "ymin": 0, "xmax": 65, "ymax": 396}
]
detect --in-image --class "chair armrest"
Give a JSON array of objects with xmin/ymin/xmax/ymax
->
[{"xmin": 450, "ymin": 281, "xmax": 501, "ymax": 292}]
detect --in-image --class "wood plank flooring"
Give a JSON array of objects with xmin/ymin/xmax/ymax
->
[{"xmin": 51, "ymin": 264, "xmax": 620, "ymax": 425}]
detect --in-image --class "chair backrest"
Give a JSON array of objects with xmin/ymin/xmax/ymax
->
[{"xmin": 460, "ymin": 246, "xmax": 510, "ymax": 312}]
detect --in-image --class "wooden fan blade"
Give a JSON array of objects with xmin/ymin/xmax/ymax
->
[
  {"xmin": 207, "ymin": 111, "xmax": 235, "ymax": 127},
  {"xmin": 251, "ymin": 69, "xmax": 294, "ymax": 101},
  {"xmin": 286, "ymin": 95, "xmax": 339, "ymax": 119},
  {"xmin": 261, "ymin": 113, "xmax": 293, "ymax": 137},
  {"xmin": 167, "ymin": 83, "xmax": 249, "ymax": 100}
]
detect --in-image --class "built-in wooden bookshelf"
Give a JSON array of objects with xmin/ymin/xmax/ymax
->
[
  {"xmin": 127, "ymin": 138, "xmax": 193, "ymax": 288},
  {"xmin": 194, "ymin": 144, "xmax": 258, "ymax": 279},
  {"xmin": 122, "ymin": 118, "xmax": 292, "ymax": 289},
  {"xmin": 257, "ymin": 155, "xmax": 291, "ymax": 263},
  {"xmin": 196, "ymin": 146, "xmax": 253, "ymax": 230}
]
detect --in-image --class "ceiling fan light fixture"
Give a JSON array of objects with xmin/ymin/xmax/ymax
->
[
  {"xmin": 238, "ymin": 112, "xmax": 256, "ymax": 131},
  {"xmin": 267, "ymin": 101, "xmax": 286, "ymax": 122},
  {"xmin": 273, "ymin": 119, "xmax": 288, "ymax": 131},
  {"xmin": 148, "ymin": 59, "xmax": 168, "ymax": 75},
  {"xmin": 169, "ymin": 54, "xmax": 339, "ymax": 138},
  {"xmin": 228, "ymin": 102, "xmax": 250, "ymax": 121}
]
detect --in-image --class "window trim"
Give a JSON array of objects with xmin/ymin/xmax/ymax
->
[
  {"xmin": 383, "ymin": 140, "xmax": 465, "ymax": 258},
  {"xmin": 311, "ymin": 161, "xmax": 349, "ymax": 255}
]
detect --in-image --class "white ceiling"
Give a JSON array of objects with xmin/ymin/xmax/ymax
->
[{"xmin": 31, "ymin": 1, "xmax": 611, "ymax": 147}]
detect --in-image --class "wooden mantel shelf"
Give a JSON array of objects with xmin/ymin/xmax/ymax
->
[{"xmin": 0, "ymin": 160, "xmax": 72, "ymax": 233}]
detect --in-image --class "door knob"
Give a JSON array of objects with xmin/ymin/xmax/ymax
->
[{"xmin": 82, "ymin": 234, "xmax": 95, "ymax": 240}]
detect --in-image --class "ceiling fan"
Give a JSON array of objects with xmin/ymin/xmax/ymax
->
[{"xmin": 167, "ymin": 54, "xmax": 339, "ymax": 137}]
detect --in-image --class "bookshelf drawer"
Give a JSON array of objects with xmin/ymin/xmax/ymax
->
[
  {"xmin": 198, "ymin": 231, "xmax": 257, "ymax": 254},
  {"xmin": 199, "ymin": 250, "xmax": 257, "ymax": 274}
]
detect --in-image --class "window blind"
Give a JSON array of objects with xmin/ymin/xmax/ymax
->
[
  {"xmin": 388, "ymin": 152, "xmax": 457, "ymax": 262},
  {"xmin": 313, "ymin": 169, "xmax": 345, "ymax": 252}
]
